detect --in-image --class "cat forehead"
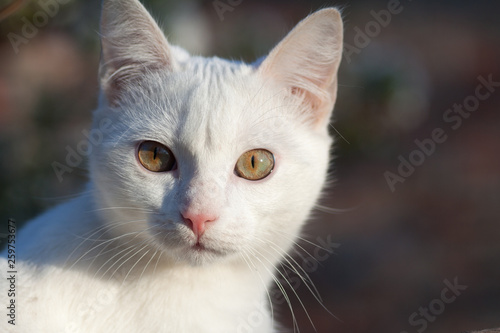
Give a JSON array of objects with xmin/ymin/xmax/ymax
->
[
  {"xmin": 119, "ymin": 56, "xmax": 293, "ymax": 152},
  {"xmin": 174, "ymin": 64, "xmax": 290, "ymax": 153}
]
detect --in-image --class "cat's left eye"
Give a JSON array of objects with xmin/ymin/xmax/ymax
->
[
  {"xmin": 137, "ymin": 141, "xmax": 176, "ymax": 172},
  {"xmin": 235, "ymin": 149, "xmax": 275, "ymax": 181}
]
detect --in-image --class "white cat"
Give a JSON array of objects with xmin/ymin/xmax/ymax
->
[{"xmin": 1, "ymin": 1, "xmax": 343, "ymax": 332}]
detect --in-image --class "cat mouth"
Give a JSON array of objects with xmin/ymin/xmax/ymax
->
[
  {"xmin": 190, "ymin": 241, "xmax": 227, "ymax": 256},
  {"xmin": 192, "ymin": 242, "xmax": 216, "ymax": 253},
  {"xmin": 151, "ymin": 226, "xmax": 230, "ymax": 259},
  {"xmin": 193, "ymin": 242, "xmax": 205, "ymax": 251}
]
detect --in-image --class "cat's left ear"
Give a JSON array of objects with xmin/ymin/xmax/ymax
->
[
  {"xmin": 99, "ymin": 0, "xmax": 176, "ymax": 105},
  {"xmin": 258, "ymin": 8, "xmax": 343, "ymax": 128}
]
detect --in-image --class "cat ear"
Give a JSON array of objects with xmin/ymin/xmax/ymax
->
[
  {"xmin": 258, "ymin": 8, "xmax": 343, "ymax": 127},
  {"xmin": 99, "ymin": 0, "xmax": 175, "ymax": 105}
]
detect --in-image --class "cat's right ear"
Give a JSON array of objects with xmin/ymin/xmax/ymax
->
[
  {"xmin": 257, "ymin": 8, "xmax": 343, "ymax": 129},
  {"xmin": 99, "ymin": 0, "xmax": 175, "ymax": 106}
]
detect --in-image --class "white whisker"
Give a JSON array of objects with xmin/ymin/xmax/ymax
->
[
  {"xmin": 246, "ymin": 247, "xmax": 301, "ymax": 333},
  {"xmin": 138, "ymin": 249, "xmax": 159, "ymax": 282},
  {"xmin": 314, "ymin": 204, "xmax": 359, "ymax": 214},
  {"xmin": 240, "ymin": 251, "xmax": 275, "ymax": 325}
]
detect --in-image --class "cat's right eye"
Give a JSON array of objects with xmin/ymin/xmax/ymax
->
[
  {"xmin": 235, "ymin": 149, "xmax": 275, "ymax": 181},
  {"xmin": 137, "ymin": 141, "xmax": 176, "ymax": 172}
]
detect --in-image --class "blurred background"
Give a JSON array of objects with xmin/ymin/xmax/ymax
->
[{"xmin": 0, "ymin": 0, "xmax": 499, "ymax": 332}]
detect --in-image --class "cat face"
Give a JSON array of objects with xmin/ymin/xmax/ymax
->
[{"xmin": 89, "ymin": 0, "xmax": 343, "ymax": 266}]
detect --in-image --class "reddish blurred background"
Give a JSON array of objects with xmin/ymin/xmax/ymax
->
[{"xmin": 0, "ymin": 0, "xmax": 499, "ymax": 332}]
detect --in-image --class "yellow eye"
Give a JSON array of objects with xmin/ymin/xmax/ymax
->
[
  {"xmin": 235, "ymin": 149, "xmax": 274, "ymax": 181},
  {"xmin": 137, "ymin": 141, "xmax": 176, "ymax": 172}
]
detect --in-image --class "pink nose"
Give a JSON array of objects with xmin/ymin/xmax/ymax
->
[{"xmin": 182, "ymin": 211, "xmax": 217, "ymax": 238}]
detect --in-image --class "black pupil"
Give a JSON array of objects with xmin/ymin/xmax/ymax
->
[
  {"xmin": 251, "ymin": 155, "xmax": 255, "ymax": 169},
  {"xmin": 153, "ymin": 146, "xmax": 158, "ymax": 160}
]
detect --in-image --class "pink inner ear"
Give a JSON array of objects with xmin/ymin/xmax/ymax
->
[
  {"xmin": 291, "ymin": 87, "xmax": 300, "ymax": 95},
  {"xmin": 291, "ymin": 85, "xmax": 323, "ymax": 113},
  {"xmin": 257, "ymin": 8, "xmax": 343, "ymax": 127}
]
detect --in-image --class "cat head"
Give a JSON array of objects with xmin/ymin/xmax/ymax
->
[{"xmin": 89, "ymin": 0, "xmax": 343, "ymax": 266}]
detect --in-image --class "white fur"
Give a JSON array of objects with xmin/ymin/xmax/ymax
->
[{"xmin": 1, "ymin": 1, "xmax": 343, "ymax": 332}]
